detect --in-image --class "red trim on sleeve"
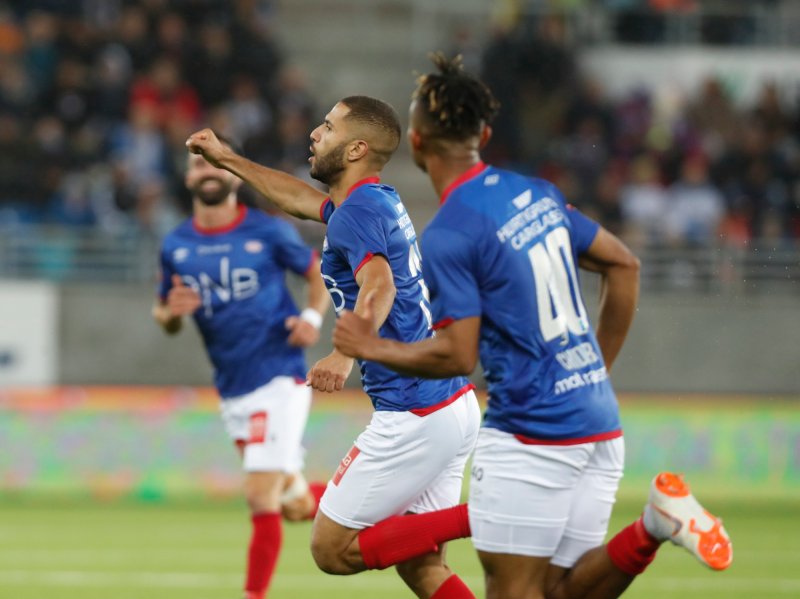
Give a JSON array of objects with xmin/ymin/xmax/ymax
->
[
  {"xmin": 319, "ymin": 197, "xmax": 332, "ymax": 222},
  {"xmin": 193, "ymin": 204, "xmax": 247, "ymax": 235},
  {"xmin": 514, "ymin": 429, "xmax": 623, "ymax": 446},
  {"xmin": 409, "ymin": 383, "xmax": 475, "ymax": 417},
  {"xmin": 440, "ymin": 162, "xmax": 488, "ymax": 205},
  {"xmin": 432, "ymin": 317, "xmax": 455, "ymax": 331},
  {"xmin": 304, "ymin": 249, "xmax": 320, "ymax": 276},
  {"xmin": 353, "ymin": 252, "xmax": 375, "ymax": 277}
]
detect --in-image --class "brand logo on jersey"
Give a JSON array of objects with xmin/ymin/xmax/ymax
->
[
  {"xmin": 395, "ymin": 203, "xmax": 405, "ymax": 215},
  {"xmin": 322, "ymin": 236, "xmax": 329, "ymax": 252},
  {"xmin": 244, "ymin": 240, "xmax": 263, "ymax": 253},
  {"xmin": 173, "ymin": 247, "xmax": 190, "ymax": 263},
  {"xmin": 512, "ymin": 189, "xmax": 532, "ymax": 210},
  {"xmin": 197, "ymin": 243, "xmax": 232, "ymax": 255},
  {"xmin": 182, "ymin": 256, "xmax": 259, "ymax": 317},
  {"xmin": 484, "ymin": 174, "xmax": 500, "ymax": 186}
]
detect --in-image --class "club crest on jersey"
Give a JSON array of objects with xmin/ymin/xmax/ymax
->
[
  {"xmin": 172, "ymin": 247, "xmax": 190, "ymax": 262},
  {"xmin": 484, "ymin": 173, "xmax": 500, "ymax": 186},
  {"xmin": 244, "ymin": 240, "xmax": 263, "ymax": 253}
]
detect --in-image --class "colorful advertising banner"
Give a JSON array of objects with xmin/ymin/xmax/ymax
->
[{"xmin": 1, "ymin": 388, "xmax": 797, "ymax": 500}]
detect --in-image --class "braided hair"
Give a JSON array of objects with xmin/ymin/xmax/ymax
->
[{"xmin": 413, "ymin": 52, "xmax": 499, "ymax": 142}]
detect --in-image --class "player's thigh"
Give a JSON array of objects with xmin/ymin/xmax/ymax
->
[
  {"xmin": 550, "ymin": 436, "xmax": 625, "ymax": 569},
  {"xmin": 320, "ymin": 400, "xmax": 473, "ymax": 529},
  {"xmin": 468, "ymin": 428, "xmax": 594, "ymax": 561},
  {"xmin": 408, "ymin": 391, "xmax": 481, "ymax": 514},
  {"xmin": 479, "ymin": 550, "xmax": 550, "ymax": 599},
  {"xmin": 220, "ymin": 377, "xmax": 311, "ymax": 473}
]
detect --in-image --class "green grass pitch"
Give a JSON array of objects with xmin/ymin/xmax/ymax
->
[{"xmin": 0, "ymin": 494, "xmax": 797, "ymax": 598}]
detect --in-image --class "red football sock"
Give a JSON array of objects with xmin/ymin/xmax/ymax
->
[
  {"xmin": 245, "ymin": 512, "xmax": 282, "ymax": 597},
  {"xmin": 431, "ymin": 574, "xmax": 475, "ymax": 598},
  {"xmin": 358, "ymin": 504, "xmax": 470, "ymax": 570},
  {"xmin": 606, "ymin": 517, "xmax": 661, "ymax": 575},
  {"xmin": 307, "ymin": 481, "xmax": 327, "ymax": 520}
]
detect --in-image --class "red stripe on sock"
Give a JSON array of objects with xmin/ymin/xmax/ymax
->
[
  {"xmin": 358, "ymin": 504, "xmax": 470, "ymax": 570},
  {"xmin": 246, "ymin": 512, "xmax": 282, "ymax": 596},
  {"xmin": 606, "ymin": 517, "xmax": 661, "ymax": 576},
  {"xmin": 431, "ymin": 574, "xmax": 475, "ymax": 598}
]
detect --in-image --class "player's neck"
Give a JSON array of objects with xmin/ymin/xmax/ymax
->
[
  {"xmin": 427, "ymin": 152, "xmax": 483, "ymax": 202},
  {"xmin": 328, "ymin": 167, "xmax": 381, "ymax": 206},
  {"xmin": 193, "ymin": 195, "xmax": 240, "ymax": 229}
]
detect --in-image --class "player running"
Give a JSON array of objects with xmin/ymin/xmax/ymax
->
[
  {"xmin": 153, "ymin": 139, "xmax": 330, "ymax": 599},
  {"xmin": 186, "ymin": 96, "xmax": 481, "ymax": 599},
  {"xmin": 332, "ymin": 54, "xmax": 732, "ymax": 599}
]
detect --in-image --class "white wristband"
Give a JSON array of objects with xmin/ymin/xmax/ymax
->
[{"xmin": 299, "ymin": 308, "xmax": 323, "ymax": 330}]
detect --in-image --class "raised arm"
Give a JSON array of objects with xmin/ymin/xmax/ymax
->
[
  {"xmin": 185, "ymin": 128, "xmax": 327, "ymax": 221},
  {"xmin": 578, "ymin": 227, "xmax": 640, "ymax": 371}
]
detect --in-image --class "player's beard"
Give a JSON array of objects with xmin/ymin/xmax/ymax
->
[
  {"xmin": 192, "ymin": 176, "xmax": 233, "ymax": 206},
  {"xmin": 310, "ymin": 142, "xmax": 347, "ymax": 186}
]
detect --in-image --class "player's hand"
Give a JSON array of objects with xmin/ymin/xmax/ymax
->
[
  {"xmin": 166, "ymin": 274, "xmax": 202, "ymax": 317},
  {"xmin": 332, "ymin": 291, "xmax": 377, "ymax": 360},
  {"xmin": 185, "ymin": 128, "xmax": 232, "ymax": 168},
  {"xmin": 306, "ymin": 351, "xmax": 354, "ymax": 393},
  {"xmin": 285, "ymin": 315, "xmax": 320, "ymax": 348}
]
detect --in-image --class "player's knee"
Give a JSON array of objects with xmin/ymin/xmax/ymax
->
[{"xmin": 310, "ymin": 537, "xmax": 352, "ymax": 575}]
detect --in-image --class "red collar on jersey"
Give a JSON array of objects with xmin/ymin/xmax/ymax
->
[
  {"xmin": 193, "ymin": 203, "xmax": 247, "ymax": 235},
  {"xmin": 346, "ymin": 176, "xmax": 381, "ymax": 199},
  {"xmin": 440, "ymin": 161, "xmax": 487, "ymax": 205}
]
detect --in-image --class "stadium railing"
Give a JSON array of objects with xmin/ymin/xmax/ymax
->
[{"xmin": 0, "ymin": 225, "xmax": 797, "ymax": 294}]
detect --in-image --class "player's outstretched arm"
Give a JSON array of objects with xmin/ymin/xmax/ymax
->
[
  {"xmin": 578, "ymin": 227, "xmax": 640, "ymax": 371},
  {"xmin": 185, "ymin": 128, "xmax": 327, "ymax": 222}
]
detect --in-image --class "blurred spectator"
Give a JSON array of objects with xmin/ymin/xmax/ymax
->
[
  {"xmin": 664, "ymin": 153, "xmax": 726, "ymax": 246},
  {"xmin": 620, "ymin": 154, "xmax": 668, "ymax": 247}
]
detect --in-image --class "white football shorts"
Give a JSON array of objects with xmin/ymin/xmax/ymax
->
[
  {"xmin": 319, "ymin": 389, "xmax": 481, "ymax": 529},
  {"xmin": 220, "ymin": 376, "xmax": 311, "ymax": 473},
  {"xmin": 468, "ymin": 427, "xmax": 625, "ymax": 567}
]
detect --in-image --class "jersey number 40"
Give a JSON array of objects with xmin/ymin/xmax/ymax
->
[{"xmin": 527, "ymin": 227, "xmax": 589, "ymax": 343}]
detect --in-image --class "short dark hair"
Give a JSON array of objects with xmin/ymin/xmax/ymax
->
[
  {"xmin": 412, "ymin": 52, "xmax": 499, "ymax": 141},
  {"xmin": 339, "ymin": 95, "xmax": 402, "ymax": 160}
]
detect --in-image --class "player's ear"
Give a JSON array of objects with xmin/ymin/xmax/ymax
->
[
  {"xmin": 478, "ymin": 124, "xmax": 492, "ymax": 149},
  {"xmin": 407, "ymin": 128, "xmax": 423, "ymax": 151},
  {"xmin": 347, "ymin": 139, "xmax": 369, "ymax": 162}
]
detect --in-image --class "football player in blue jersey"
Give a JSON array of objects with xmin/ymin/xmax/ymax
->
[
  {"xmin": 153, "ymin": 139, "xmax": 331, "ymax": 599},
  {"xmin": 332, "ymin": 55, "xmax": 732, "ymax": 599},
  {"xmin": 187, "ymin": 97, "xmax": 481, "ymax": 599}
]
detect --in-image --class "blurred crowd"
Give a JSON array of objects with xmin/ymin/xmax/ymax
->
[
  {"xmin": 478, "ymin": 15, "xmax": 800, "ymax": 251},
  {"xmin": 0, "ymin": 0, "xmax": 316, "ymax": 237},
  {"xmin": 2, "ymin": 1, "xmax": 799, "ymax": 253}
]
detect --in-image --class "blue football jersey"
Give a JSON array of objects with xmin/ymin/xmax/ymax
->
[
  {"xmin": 158, "ymin": 205, "xmax": 314, "ymax": 399},
  {"xmin": 320, "ymin": 178, "xmax": 472, "ymax": 412},
  {"xmin": 421, "ymin": 163, "xmax": 621, "ymax": 442}
]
